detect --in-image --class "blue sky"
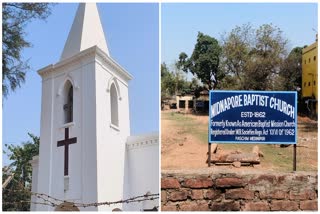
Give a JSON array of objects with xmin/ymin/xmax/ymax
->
[
  {"xmin": 162, "ymin": 3, "xmax": 318, "ymax": 67},
  {"xmin": 2, "ymin": 3, "xmax": 159, "ymax": 165}
]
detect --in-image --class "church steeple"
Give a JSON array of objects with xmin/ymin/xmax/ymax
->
[
  {"xmin": 32, "ymin": 3, "xmax": 159, "ymax": 211},
  {"xmin": 60, "ymin": 3, "xmax": 109, "ymax": 60}
]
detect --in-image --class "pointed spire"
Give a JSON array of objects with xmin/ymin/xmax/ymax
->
[{"xmin": 60, "ymin": 3, "xmax": 109, "ymax": 60}]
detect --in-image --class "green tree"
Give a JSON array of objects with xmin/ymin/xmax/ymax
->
[
  {"xmin": 2, "ymin": 133, "xmax": 40, "ymax": 211},
  {"xmin": 190, "ymin": 77, "xmax": 201, "ymax": 91},
  {"xmin": 221, "ymin": 23, "xmax": 253, "ymax": 89},
  {"xmin": 172, "ymin": 65, "xmax": 190, "ymax": 95},
  {"xmin": 245, "ymin": 24, "xmax": 288, "ymax": 90},
  {"xmin": 161, "ymin": 63, "xmax": 175, "ymax": 99},
  {"xmin": 221, "ymin": 23, "xmax": 288, "ymax": 90},
  {"xmin": 161, "ymin": 62, "xmax": 190, "ymax": 99},
  {"xmin": 278, "ymin": 47, "xmax": 303, "ymax": 91},
  {"xmin": 2, "ymin": 3, "xmax": 53, "ymax": 98},
  {"xmin": 177, "ymin": 32, "xmax": 223, "ymax": 90}
]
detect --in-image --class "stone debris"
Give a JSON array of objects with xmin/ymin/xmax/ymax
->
[
  {"xmin": 232, "ymin": 161, "xmax": 241, "ymax": 168},
  {"xmin": 208, "ymin": 145, "xmax": 263, "ymax": 167}
]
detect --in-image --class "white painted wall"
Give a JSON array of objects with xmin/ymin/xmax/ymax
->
[
  {"xmin": 30, "ymin": 156, "xmax": 39, "ymax": 211},
  {"xmin": 123, "ymin": 133, "xmax": 159, "ymax": 211},
  {"xmin": 35, "ymin": 69, "xmax": 54, "ymax": 211},
  {"xmin": 36, "ymin": 49, "xmax": 99, "ymax": 211},
  {"xmin": 78, "ymin": 59, "xmax": 98, "ymax": 211},
  {"xmin": 95, "ymin": 52, "xmax": 131, "ymax": 211},
  {"xmin": 61, "ymin": 3, "xmax": 109, "ymax": 60},
  {"xmin": 34, "ymin": 47, "xmax": 134, "ymax": 211}
]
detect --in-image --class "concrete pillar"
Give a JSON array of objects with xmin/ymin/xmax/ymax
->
[
  {"xmin": 176, "ymin": 97, "xmax": 180, "ymax": 110},
  {"xmin": 186, "ymin": 100, "xmax": 189, "ymax": 111}
]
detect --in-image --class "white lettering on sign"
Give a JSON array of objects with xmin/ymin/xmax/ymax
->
[
  {"xmin": 269, "ymin": 97, "xmax": 295, "ymax": 119},
  {"xmin": 243, "ymin": 94, "xmax": 269, "ymax": 107},
  {"xmin": 211, "ymin": 95, "xmax": 243, "ymax": 117}
]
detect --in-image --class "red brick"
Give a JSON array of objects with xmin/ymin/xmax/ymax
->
[
  {"xmin": 179, "ymin": 202, "xmax": 209, "ymax": 211},
  {"xmin": 210, "ymin": 200, "xmax": 240, "ymax": 211},
  {"xmin": 260, "ymin": 190, "xmax": 287, "ymax": 199},
  {"xmin": 205, "ymin": 189, "xmax": 222, "ymax": 200},
  {"xmin": 277, "ymin": 175, "xmax": 286, "ymax": 184},
  {"xmin": 169, "ymin": 190, "xmax": 188, "ymax": 201},
  {"xmin": 249, "ymin": 175, "xmax": 276, "ymax": 185},
  {"xmin": 225, "ymin": 189, "xmax": 254, "ymax": 200},
  {"xmin": 197, "ymin": 201, "xmax": 210, "ymax": 211},
  {"xmin": 161, "ymin": 178, "xmax": 180, "ymax": 189},
  {"xmin": 243, "ymin": 201, "xmax": 270, "ymax": 211},
  {"xmin": 190, "ymin": 189, "xmax": 203, "ymax": 200},
  {"xmin": 216, "ymin": 177, "xmax": 245, "ymax": 188},
  {"xmin": 293, "ymin": 175, "xmax": 308, "ymax": 182},
  {"xmin": 270, "ymin": 200, "xmax": 299, "ymax": 211},
  {"xmin": 289, "ymin": 189, "xmax": 316, "ymax": 200},
  {"xmin": 300, "ymin": 200, "xmax": 318, "ymax": 211},
  {"xmin": 161, "ymin": 191, "xmax": 167, "ymax": 203},
  {"xmin": 272, "ymin": 190, "xmax": 287, "ymax": 199},
  {"xmin": 184, "ymin": 178, "xmax": 213, "ymax": 188},
  {"xmin": 161, "ymin": 204, "xmax": 177, "ymax": 211}
]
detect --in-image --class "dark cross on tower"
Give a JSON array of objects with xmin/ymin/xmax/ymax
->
[{"xmin": 57, "ymin": 128, "xmax": 77, "ymax": 176}]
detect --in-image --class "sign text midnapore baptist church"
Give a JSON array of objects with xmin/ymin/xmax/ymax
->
[{"xmin": 209, "ymin": 91, "xmax": 297, "ymax": 144}]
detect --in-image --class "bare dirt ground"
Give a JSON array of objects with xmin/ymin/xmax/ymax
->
[
  {"xmin": 161, "ymin": 110, "xmax": 318, "ymax": 172},
  {"xmin": 161, "ymin": 113, "xmax": 208, "ymax": 169}
]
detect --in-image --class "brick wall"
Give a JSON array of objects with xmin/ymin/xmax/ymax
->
[{"xmin": 161, "ymin": 170, "xmax": 318, "ymax": 211}]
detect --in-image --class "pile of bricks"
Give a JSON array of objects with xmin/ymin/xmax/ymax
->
[{"xmin": 161, "ymin": 171, "xmax": 318, "ymax": 211}]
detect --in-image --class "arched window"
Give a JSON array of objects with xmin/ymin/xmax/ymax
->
[
  {"xmin": 63, "ymin": 80, "xmax": 73, "ymax": 124},
  {"xmin": 110, "ymin": 83, "xmax": 119, "ymax": 127}
]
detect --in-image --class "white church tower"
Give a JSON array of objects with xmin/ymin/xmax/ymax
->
[{"xmin": 30, "ymin": 3, "xmax": 159, "ymax": 211}]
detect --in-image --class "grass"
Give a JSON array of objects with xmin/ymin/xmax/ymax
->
[
  {"xmin": 162, "ymin": 111, "xmax": 317, "ymax": 172},
  {"xmin": 163, "ymin": 112, "xmax": 209, "ymax": 144}
]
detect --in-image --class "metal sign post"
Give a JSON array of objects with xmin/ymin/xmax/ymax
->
[
  {"xmin": 208, "ymin": 143, "xmax": 211, "ymax": 167},
  {"xmin": 293, "ymin": 144, "xmax": 297, "ymax": 171}
]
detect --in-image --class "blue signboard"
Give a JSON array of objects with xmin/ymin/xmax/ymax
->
[{"xmin": 209, "ymin": 90, "xmax": 297, "ymax": 144}]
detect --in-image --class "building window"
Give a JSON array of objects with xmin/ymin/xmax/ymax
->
[
  {"xmin": 308, "ymin": 82, "xmax": 311, "ymax": 86},
  {"xmin": 314, "ymin": 56, "xmax": 317, "ymax": 61},
  {"xmin": 314, "ymin": 81, "xmax": 316, "ymax": 86},
  {"xmin": 110, "ymin": 83, "xmax": 119, "ymax": 127},
  {"xmin": 179, "ymin": 100, "xmax": 186, "ymax": 109},
  {"xmin": 63, "ymin": 80, "xmax": 73, "ymax": 124}
]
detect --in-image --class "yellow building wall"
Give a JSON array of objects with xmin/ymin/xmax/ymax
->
[{"xmin": 302, "ymin": 41, "xmax": 318, "ymax": 100}]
